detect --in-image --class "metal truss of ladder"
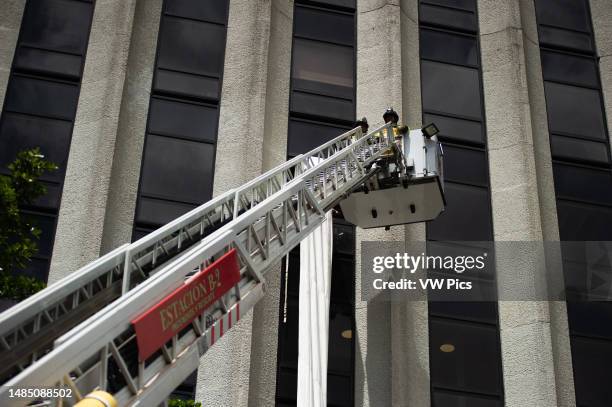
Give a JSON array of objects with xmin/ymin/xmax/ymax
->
[{"xmin": 0, "ymin": 123, "xmax": 396, "ymax": 406}]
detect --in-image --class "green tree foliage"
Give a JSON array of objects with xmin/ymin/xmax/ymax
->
[
  {"xmin": 168, "ymin": 399, "xmax": 202, "ymax": 407},
  {"xmin": 0, "ymin": 148, "xmax": 57, "ymax": 301}
]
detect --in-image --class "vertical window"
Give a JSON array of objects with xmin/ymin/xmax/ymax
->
[
  {"xmin": 419, "ymin": 1, "xmax": 504, "ymax": 405},
  {"xmin": 0, "ymin": 0, "xmax": 96, "ymax": 281},
  {"xmin": 534, "ymin": 1, "xmax": 612, "ymax": 405},
  {"xmin": 276, "ymin": 2, "xmax": 356, "ymax": 406},
  {"xmin": 133, "ymin": 0, "xmax": 229, "ymax": 240},
  {"xmin": 132, "ymin": 0, "xmax": 230, "ymax": 399}
]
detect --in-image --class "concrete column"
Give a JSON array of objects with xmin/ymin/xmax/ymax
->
[
  {"xmin": 194, "ymin": 1, "xmax": 278, "ymax": 405},
  {"xmin": 100, "ymin": 0, "xmax": 163, "ymax": 253},
  {"xmin": 591, "ymin": 0, "xmax": 612, "ymax": 152},
  {"xmin": 478, "ymin": 1, "xmax": 575, "ymax": 406},
  {"xmin": 0, "ymin": 0, "xmax": 24, "ymax": 112},
  {"xmin": 356, "ymin": 1, "xmax": 402, "ymax": 406},
  {"xmin": 390, "ymin": 2, "xmax": 431, "ymax": 407},
  {"xmin": 248, "ymin": 0, "xmax": 293, "ymax": 406},
  {"xmin": 48, "ymin": 0, "xmax": 140, "ymax": 282}
]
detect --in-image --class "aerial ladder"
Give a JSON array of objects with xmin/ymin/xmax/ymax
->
[{"xmin": 0, "ymin": 121, "xmax": 445, "ymax": 406}]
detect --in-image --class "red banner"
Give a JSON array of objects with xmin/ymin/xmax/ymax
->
[{"xmin": 132, "ymin": 249, "xmax": 241, "ymax": 361}]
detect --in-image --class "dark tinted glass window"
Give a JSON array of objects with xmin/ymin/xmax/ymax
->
[
  {"xmin": 571, "ymin": 338, "xmax": 612, "ymax": 406},
  {"xmin": 20, "ymin": 0, "xmax": 92, "ymax": 53},
  {"xmin": 0, "ymin": 114, "xmax": 71, "ymax": 180},
  {"xmin": 551, "ymin": 135, "xmax": 609, "ymax": 165},
  {"xmin": 333, "ymin": 223, "xmax": 355, "ymax": 255},
  {"xmin": 557, "ymin": 201, "xmax": 612, "ymax": 241},
  {"xmin": 422, "ymin": 0, "xmax": 476, "ymax": 11},
  {"xmin": 567, "ymin": 302, "xmax": 612, "ymax": 339},
  {"xmin": 277, "ymin": 297, "xmax": 299, "ymax": 367},
  {"xmin": 429, "ymin": 301, "xmax": 498, "ymax": 325},
  {"xmin": 535, "ymin": 0, "xmax": 590, "ymax": 32},
  {"xmin": 5, "ymin": 76, "xmax": 79, "ymax": 120},
  {"xmin": 304, "ymin": 0, "xmax": 355, "ymax": 9},
  {"xmin": 158, "ymin": 18, "xmax": 226, "ymax": 77},
  {"xmin": 14, "ymin": 48, "xmax": 82, "ymax": 79},
  {"xmin": 553, "ymin": 164, "xmax": 612, "ymax": 205},
  {"xmin": 545, "ymin": 82, "xmax": 606, "ymax": 139},
  {"xmin": 327, "ymin": 307, "xmax": 353, "ymax": 374},
  {"xmin": 422, "ymin": 61, "xmax": 482, "ymax": 119},
  {"xmin": 432, "ymin": 391, "xmax": 502, "ymax": 407},
  {"xmin": 327, "ymin": 374, "xmax": 352, "ymax": 406},
  {"xmin": 427, "ymin": 183, "xmax": 493, "ymax": 241},
  {"xmin": 294, "ymin": 7, "xmax": 354, "ymax": 46},
  {"xmin": 292, "ymin": 39, "xmax": 354, "ymax": 97},
  {"xmin": 419, "ymin": 4, "xmax": 477, "ymax": 32},
  {"xmin": 26, "ymin": 213, "xmax": 56, "ymax": 258},
  {"xmin": 290, "ymin": 92, "xmax": 354, "ymax": 122},
  {"xmin": 154, "ymin": 69, "xmax": 220, "ymax": 100},
  {"xmin": 423, "ymin": 113, "xmax": 484, "ymax": 145},
  {"xmin": 165, "ymin": 0, "xmax": 228, "ymax": 24},
  {"xmin": 276, "ymin": 369, "xmax": 298, "ymax": 400},
  {"xmin": 33, "ymin": 183, "xmax": 62, "ymax": 209},
  {"xmin": 420, "ymin": 29, "xmax": 478, "ymax": 66},
  {"xmin": 136, "ymin": 198, "xmax": 197, "ymax": 230},
  {"xmin": 430, "ymin": 318, "xmax": 502, "ymax": 394},
  {"xmin": 140, "ymin": 135, "xmax": 214, "ymax": 204},
  {"xmin": 19, "ymin": 257, "xmax": 51, "ymax": 281},
  {"xmin": 288, "ymin": 119, "xmax": 350, "ymax": 157},
  {"xmin": 443, "ymin": 145, "xmax": 488, "ymax": 185},
  {"xmin": 541, "ymin": 51, "xmax": 598, "ymax": 88},
  {"xmin": 148, "ymin": 98, "xmax": 218, "ymax": 142},
  {"xmin": 538, "ymin": 26, "xmax": 593, "ymax": 53},
  {"xmin": 330, "ymin": 258, "xmax": 354, "ymax": 304}
]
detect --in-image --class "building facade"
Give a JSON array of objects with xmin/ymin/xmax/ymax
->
[{"xmin": 0, "ymin": 0, "xmax": 611, "ymax": 406}]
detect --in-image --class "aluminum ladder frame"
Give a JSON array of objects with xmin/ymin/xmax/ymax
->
[{"xmin": 0, "ymin": 123, "xmax": 397, "ymax": 406}]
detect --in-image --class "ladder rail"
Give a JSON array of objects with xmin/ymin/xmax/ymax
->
[
  {"xmin": 0, "ymin": 244, "xmax": 128, "ymax": 339},
  {"xmin": 0, "ymin": 188, "xmax": 238, "ymax": 380}
]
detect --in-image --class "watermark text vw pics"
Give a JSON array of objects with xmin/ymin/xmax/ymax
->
[{"xmin": 371, "ymin": 252, "xmax": 488, "ymax": 291}]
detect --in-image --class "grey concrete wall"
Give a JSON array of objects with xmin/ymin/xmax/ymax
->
[
  {"xmin": 356, "ymin": 1, "xmax": 400, "ymax": 406},
  {"xmin": 591, "ymin": 0, "xmax": 612, "ymax": 154},
  {"xmin": 48, "ymin": 0, "xmax": 139, "ymax": 282},
  {"xmin": 247, "ymin": 1, "xmax": 293, "ymax": 406},
  {"xmin": 478, "ymin": 0, "xmax": 575, "ymax": 406},
  {"xmin": 517, "ymin": 1, "xmax": 576, "ymax": 404},
  {"xmin": 195, "ymin": 1, "xmax": 277, "ymax": 405},
  {"xmin": 391, "ymin": 2, "xmax": 430, "ymax": 407},
  {"xmin": 100, "ymin": 0, "xmax": 163, "ymax": 254},
  {"xmin": 0, "ymin": 0, "xmax": 24, "ymax": 112},
  {"xmin": 261, "ymin": 0, "xmax": 293, "ymax": 173}
]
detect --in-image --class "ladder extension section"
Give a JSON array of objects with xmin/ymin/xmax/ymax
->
[{"xmin": 0, "ymin": 123, "xmax": 397, "ymax": 406}]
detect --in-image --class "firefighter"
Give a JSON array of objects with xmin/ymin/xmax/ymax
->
[
  {"xmin": 379, "ymin": 107, "xmax": 408, "ymax": 148},
  {"xmin": 355, "ymin": 117, "xmax": 369, "ymax": 134},
  {"xmin": 383, "ymin": 107, "xmax": 399, "ymax": 125},
  {"xmin": 383, "ymin": 107, "xmax": 409, "ymax": 136}
]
